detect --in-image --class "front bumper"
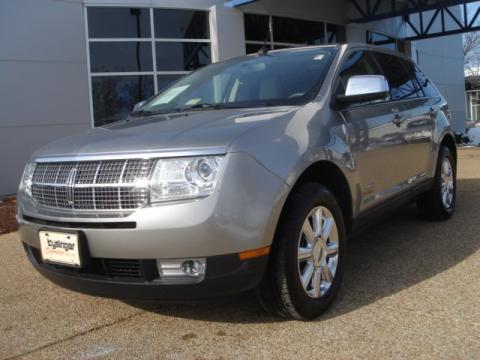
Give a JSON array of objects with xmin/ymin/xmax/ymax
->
[
  {"xmin": 17, "ymin": 153, "xmax": 289, "ymax": 299},
  {"xmin": 23, "ymin": 242, "xmax": 268, "ymax": 300},
  {"xmin": 18, "ymin": 153, "xmax": 289, "ymax": 259}
]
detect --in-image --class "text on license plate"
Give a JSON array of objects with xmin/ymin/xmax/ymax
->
[{"xmin": 39, "ymin": 230, "xmax": 81, "ymax": 267}]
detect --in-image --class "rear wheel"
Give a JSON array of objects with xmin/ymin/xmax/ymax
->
[
  {"xmin": 417, "ymin": 146, "xmax": 456, "ymax": 221},
  {"xmin": 257, "ymin": 183, "xmax": 346, "ymax": 320}
]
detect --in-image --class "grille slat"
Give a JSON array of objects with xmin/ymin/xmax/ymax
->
[{"xmin": 31, "ymin": 159, "xmax": 155, "ymax": 211}]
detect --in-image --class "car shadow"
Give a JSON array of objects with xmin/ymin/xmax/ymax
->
[{"xmin": 124, "ymin": 178, "xmax": 480, "ymax": 323}]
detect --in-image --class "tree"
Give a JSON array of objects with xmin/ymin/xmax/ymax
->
[{"xmin": 464, "ymin": 32, "xmax": 480, "ymax": 77}]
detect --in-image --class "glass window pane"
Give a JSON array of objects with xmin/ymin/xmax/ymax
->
[
  {"xmin": 374, "ymin": 52, "xmax": 414, "ymax": 100},
  {"xmin": 273, "ymin": 16, "xmax": 324, "ymax": 45},
  {"xmin": 157, "ymin": 75, "xmax": 183, "ymax": 92},
  {"xmin": 414, "ymin": 64, "xmax": 439, "ymax": 98},
  {"xmin": 156, "ymin": 42, "xmax": 211, "ymax": 71},
  {"xmin": 88, "ymin": 8, "xmax": 150, "ymax": 38},
  {"xmin": 246, "ymin": 43, "xmax": 270, "ymax": 54},
  {"xmin": 326, "ymin": 23, "xmax": 346, "ymax": 43},
  {"xmin": 337, "ymin": 51, "xmax": 383, "ymax": 96},
  {"xmin": 400, "ymin": 58, "xmax": 424, "ymax": 98},
  {"xmin": 154, "ymin": 9, "xmax": 209, "ymax": 39},
  {"xmin": 92, "ymin": 75, "xmax": 154, "ymax": 126},
  {"xmin": 90, "ymin": 42, "xmax": 153, "ymax": 73},
  {"xmin": 244, "ymin": 14, "xmax": 270, "ymax": 41},
  {"xmin": 140, "ymin": 48, "xmax": 336, "ymax": 114}
]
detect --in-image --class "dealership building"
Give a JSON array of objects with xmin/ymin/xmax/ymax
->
[{"xmin": 0, "ymin": 0, "xmax": 472, "ymax": 195}]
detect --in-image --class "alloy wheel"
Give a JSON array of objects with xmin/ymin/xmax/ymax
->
[
  {"xmin": 297, "ymin": 206, "xmax": 339, "ymax": 298},
  {"xmin": 440, "ymin": 157, "xmax": 454, "ymax": 209}
]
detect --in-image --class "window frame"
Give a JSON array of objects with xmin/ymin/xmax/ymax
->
[
  {"xmin": 85, "ymin": 5, "xmax": 212, "ymax": 127},
  {"xmin": 330, "ymin": 49, "xmax": 391, "ymax": 110},
  {"xmin": 374, "ymin": 51, "xmax": 428, "ymax": 102}
]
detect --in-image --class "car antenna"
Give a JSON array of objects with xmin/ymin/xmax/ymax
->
[{"xmin": 257, "ymin": 22, "xmax": 272, "ymax": 55}]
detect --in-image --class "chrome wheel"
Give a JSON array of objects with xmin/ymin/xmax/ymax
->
[
  {"xmin": 297, "ymin": 206, "xmax": 339, "ymax": 298},
  {"xmin": 441, "ymin": 158, "xmax": 454, "ymax": 209}
]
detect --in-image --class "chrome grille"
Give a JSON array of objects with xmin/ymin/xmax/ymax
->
[{"xmin": 31, "ymin": 159, "xmax": 155, "ymax": 211}]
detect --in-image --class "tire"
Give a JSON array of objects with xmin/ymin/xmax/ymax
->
[
  {"xmin": 257, "ymin": 182, "xmax": 347, "ymax": 320},
  {"xmin": 417, "ymin": 146, "xmax": 456, "ymax": 221}
]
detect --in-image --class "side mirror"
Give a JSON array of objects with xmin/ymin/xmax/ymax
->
[
  {"xmin": 132, "ymin": 100, "xmax": 146, "ymax": 113},
  {"xmin": 335, "ymin": 75, "xmax": 389, "ymax": 109}
]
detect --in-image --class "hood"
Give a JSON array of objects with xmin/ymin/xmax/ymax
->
[{"xmin": 31, "ymin": 107, "xmax": 297, "ymax": 160}]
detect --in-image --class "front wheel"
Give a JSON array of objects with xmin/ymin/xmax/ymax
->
[
  {"xmin": 417, "ymin": 146, "xmax": 456, "ymax": 221},
  {"xmin": 257, "ymin": 183, "xmax": 346, "ymax": 320}
]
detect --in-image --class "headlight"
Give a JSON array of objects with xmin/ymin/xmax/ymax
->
[
  {"xmin": 149, "ymin": 156, "xmax": 223, "ymax": 202},
  {"xmin": 19, "ymin": 162, "xmax": 36, "ymax": 196}
]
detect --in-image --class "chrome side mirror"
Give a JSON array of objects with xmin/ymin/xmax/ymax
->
[
  {"xmin": 345, "ymin": 75, "xmax": 389, "ymax": 96},
  {"xmin": 335, "ymin": 75, "xmax": 390, "ymax": 109}
]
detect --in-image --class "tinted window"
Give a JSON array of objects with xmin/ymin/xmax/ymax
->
[
  {"xmin": 89, "ymin": 42, "xmax": 153, "ymax": 72},
  {"xmin": 155, "ymin": 42, "xmax": 211, "ymax": 71},
  {"xmin": 92, "ymin": 76, "xmax": 155, "ymax": 126},
  {"xmin": 136, "ymin": 48, "xmax": 335, "ymax": 114},
  {"xmin": 88, "ymin": 8, "xmax": 150, "ymax": 38},
  {"xmin": 272, "ymin": 16, "xmax": 324, "ymax": 45},
  {"xmin": 157, "ymin": 75, "xmax": 183, "ymax": 92},
  {"xmin": 399, "ymin": 58, "xmax": 424, "ymax": 98},
  {"xmin": 244, "ymin": 14, "xmax": 270, "ymax": 41},
  {"xmin": 154, "ymin": 9, "xmax": 209, "ymax": 39},
  {"xmin": 337, "ymin": 50, "xmax": 383, "ymax": 96},
  {"xmin": 375, "ymin": 52, "xmax": 419, "ymax": 101},
  {"xmin": 245, "ymin": 43, "xmax": 265, "ymax": 54},
  {"xmin": 414, "ymin": 65, "xmax": 439, "ymax": 98},
  {"xmin": 87, "ymin": 7, "xmax": 212, "ymax": 126},
  {"xmin": 326, "ymin": 23, "xmax": 345, "ymax": 44}
]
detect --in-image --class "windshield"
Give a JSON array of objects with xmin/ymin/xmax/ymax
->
[{"xmin": 133, "ymin": 47, "xmax": 336, "ymax": 115}]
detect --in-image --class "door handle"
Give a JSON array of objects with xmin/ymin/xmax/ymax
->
[{"xmin": 392, "ymin": 114, "xmax": 405, "ymax": 127}]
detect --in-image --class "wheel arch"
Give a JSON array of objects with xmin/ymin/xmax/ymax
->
[
  {"xmin": 283, "ymin": 161, "xmax": 354, "ymax": 234},
  {"xmin": 440, "ymin": 133, "xmax": 457, "ymax": 164}
]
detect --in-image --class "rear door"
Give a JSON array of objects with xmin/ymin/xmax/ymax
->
[{"xmin": 336, "ymin": 50, "xmax": 414, "ymax": 211}]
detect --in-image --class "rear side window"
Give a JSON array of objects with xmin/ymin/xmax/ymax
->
[
  {"xmin": 336, "ymin": 50, "xmax": 383, "ymax": 96},
  {"xmin": 374, "ymin": 52, "xmax": 422, "ymax": 101},
  {"xmin": 414, "ymin": 65, "xmax": 439, "ymax": 99}
]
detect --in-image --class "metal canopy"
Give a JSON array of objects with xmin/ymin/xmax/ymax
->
[
  {"xmin": 350, "ymin": 0, "xmax": 476, "ymax": 22},
  {"xmin": 350, "ymin": 0, "xmax": 480, "ymax": 41}
]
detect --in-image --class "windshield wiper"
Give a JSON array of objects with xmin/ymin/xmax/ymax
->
[{"xmin": 174, "ymin": 103, "xmax": 223, "ymax": 112}]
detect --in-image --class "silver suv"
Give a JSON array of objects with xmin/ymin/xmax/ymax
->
[{"xmin": 17, "ymin": 44, "xmax": 456, "ymax": 320}]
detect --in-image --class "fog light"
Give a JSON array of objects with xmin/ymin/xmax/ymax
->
[
  {"xmin": 155, "ymin": 258, "xmax": 206, "ymax": 284},
  {"xmin": 182, "ymin": 260, "xmax": 204, "ymax": 275}
]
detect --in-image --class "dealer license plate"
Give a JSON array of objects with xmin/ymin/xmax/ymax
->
[{"xmin": 39, "ymin": 230, "xmax": 81, "ymax": 267}]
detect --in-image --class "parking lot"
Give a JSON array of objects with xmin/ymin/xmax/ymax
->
[{"xmin": 1, "ymin": 148, "xmax": 479, "ymax": 360}]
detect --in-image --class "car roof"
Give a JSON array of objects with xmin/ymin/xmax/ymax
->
[{"xmin": 268, "ymin": 43, "xmax": 414, "ymax": 62}]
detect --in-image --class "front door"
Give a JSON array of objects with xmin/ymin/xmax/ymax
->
[{"xmin": 336, "ymin": 50, "xmax": 413, "ymax": 211}]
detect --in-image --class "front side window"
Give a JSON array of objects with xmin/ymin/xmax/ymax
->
[
  {"xmin": 414, "ymin": 65, "xmax": 439, "ymax": 99},
  {"xmin": 134, "ymin": 48, "xmax": 336, "ymax": 116},
  {"xmin": 374, "ymin": 52, "xmax": 421, "ymax": 101}
]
